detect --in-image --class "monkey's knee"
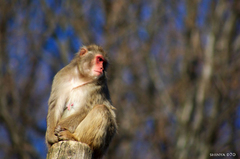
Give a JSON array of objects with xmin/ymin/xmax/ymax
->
[
  {"xmin": 92, "ymin": 105, "xmax": 109, "ymax": 114},
  {"xmin": 74, "ymin": 105, "xmax": 113, "ymax": 140},
  {"xmin": 91, "ymin": 105, "xmax": 116, "ymax": 140}
]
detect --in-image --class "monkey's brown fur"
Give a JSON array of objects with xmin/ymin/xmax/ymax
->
[{"xmin": 45, "ymin": 45, "xmax": 117, "ymax": 159}]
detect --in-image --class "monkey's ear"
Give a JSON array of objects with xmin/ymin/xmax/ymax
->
[{"xmin": 79, "ymin": 48, "xmax": 87, "ymax": 56}]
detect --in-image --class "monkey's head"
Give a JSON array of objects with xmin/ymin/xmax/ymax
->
[{"xmin": 76, "ymin": 45, "xmax": 109, "ymax": 80}]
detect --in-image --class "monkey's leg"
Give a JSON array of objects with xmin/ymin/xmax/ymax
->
[
  {"xmin": 73, "ymin": 105, "xmax": 116, "ymax": 157},
  {"xmin": 57, "ymin": 109, "xmax": 89, "ymax": 133},
  {"xmin": 54, "ymin": 109, "xmax": 89, "ymax": 141}
]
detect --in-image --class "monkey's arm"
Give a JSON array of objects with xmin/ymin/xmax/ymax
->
[
  {"xmin": 46, "ymin": 96, "xmax": 66, "ymax": 147},
  {"xmin": 46, "ymin": 73, "xmax": 68, "ymax": 147},
  {"xmin": 46, "ymin": 103, "xmax": 58, "ymax": 146}
]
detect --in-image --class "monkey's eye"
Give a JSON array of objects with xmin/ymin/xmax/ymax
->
[
  {"xmin": 98, "ymin": 57, "xmax": 103, "ymax": 62},
  {"xmin": 97, "ymin": 56, "xmax": 104, "ymax": 63}
]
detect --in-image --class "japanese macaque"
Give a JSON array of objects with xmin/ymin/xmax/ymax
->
[{"xmin": 45, "ymin": 44, "xmax": 117, "ymax": 159}]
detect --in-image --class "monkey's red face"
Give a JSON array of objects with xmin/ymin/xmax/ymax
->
[
  {"xmin": 78, "ymin": 47, "xmax": 108, "ymax": 80},
  {"xmin": 92, "ymin": 55, "xmax": 107, "ymax": 77}
]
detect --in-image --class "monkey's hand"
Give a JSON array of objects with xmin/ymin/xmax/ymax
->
[
  {"xmin": 55, "ymin": 125, "xmax": 77, "ymax": 141},
  {"xmin": 46, "ymin": 131, "xmax": 58, "ymax": 146}
]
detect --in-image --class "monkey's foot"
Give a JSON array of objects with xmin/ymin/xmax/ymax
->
[{"xmin": 55, "ymin": 125, "xmax": 76, "ymax": 141}]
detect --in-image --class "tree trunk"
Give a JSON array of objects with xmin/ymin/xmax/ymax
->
[{"xmin": 47, "ymin": 141, "xmax": 92, "ymax": 159}]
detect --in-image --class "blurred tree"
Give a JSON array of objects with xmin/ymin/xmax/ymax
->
[{"xmin": 0, "ymin": 0, "xmax": 239, "ymax": 159}]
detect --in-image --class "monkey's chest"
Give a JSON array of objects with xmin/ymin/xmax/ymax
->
[{"xmin": 61, "ymin": 90, "xmax": 88, "ymax": 119}]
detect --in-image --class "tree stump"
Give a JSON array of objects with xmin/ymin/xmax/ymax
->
[{"xmin": 47, "ymin": 141, "xmax": 92, "ymax": 159}]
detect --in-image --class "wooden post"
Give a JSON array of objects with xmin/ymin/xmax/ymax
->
[{"xmin": 47, "ymin": 141, "xmax": 92, "ymax": 159}]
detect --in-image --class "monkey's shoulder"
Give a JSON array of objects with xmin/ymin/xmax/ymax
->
[
  {"xmin": 84, "ymin": 89, "xmax": 112, "ymax": 109},
  {"xmin": 53, "ymin": 65, "xmax": 74, "ymax": 81}
]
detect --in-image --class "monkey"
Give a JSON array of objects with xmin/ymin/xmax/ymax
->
[{"xmin": 45, "ymin": 44, "xmax": 117, "ymax": 159}]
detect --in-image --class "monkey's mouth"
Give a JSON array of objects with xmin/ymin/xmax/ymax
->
[{"xmin": 94, "ymin": 70, "xmax": 103, "ymax": 75}]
